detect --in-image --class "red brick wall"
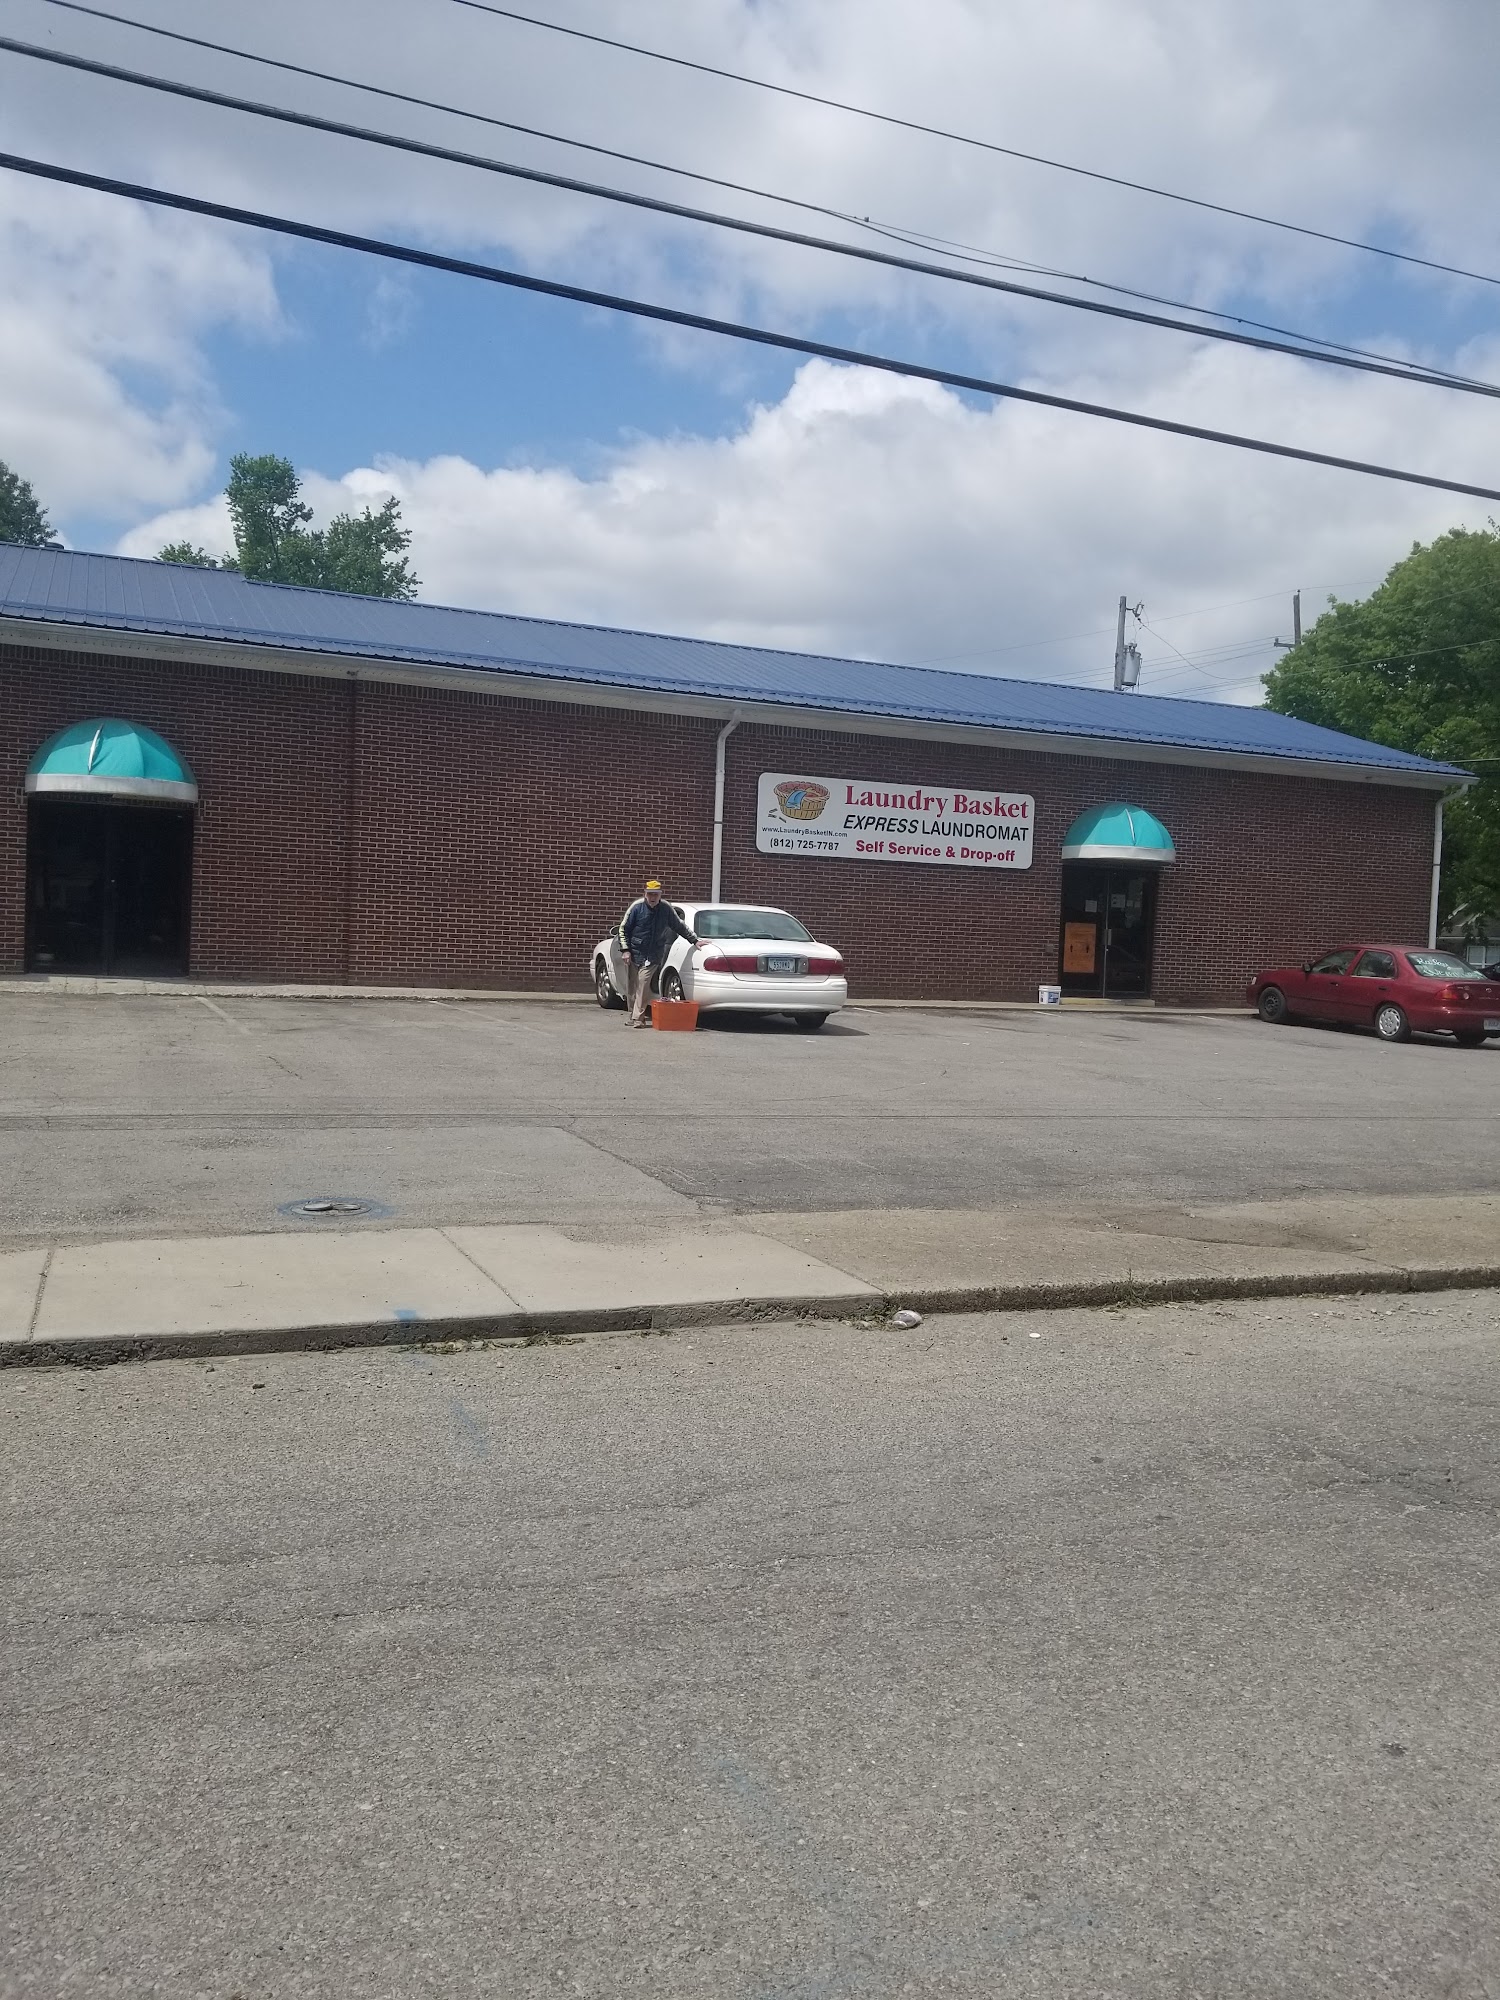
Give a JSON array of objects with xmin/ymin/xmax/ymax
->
[
  {"xmin": 720, "ymin": 721, "xmax": 1434, "ymax": 1005},
  {"xmin": 2, "ymin": 641, "xmax": 1434, "ymax": 1001},
  {"xmin": 1, "ymin": 642, "xmax": 715, "ymax": 987},
  {"xmin": 342, "ymin": 676, "xmax": 715, "ymax": 988}
]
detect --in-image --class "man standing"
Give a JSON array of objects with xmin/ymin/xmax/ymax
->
[{"xmin": 618, "ymin": 880, "xmax": 700, "ymax": 1028}]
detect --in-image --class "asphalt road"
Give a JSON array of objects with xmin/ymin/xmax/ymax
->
[
  {"xmin": 2, "ymin": 994, "xmax": 1498, "ymax": 1246},
  {"xmin": 4, "ymin": 1289, "xmax": 1499, "ymax": 1997}
]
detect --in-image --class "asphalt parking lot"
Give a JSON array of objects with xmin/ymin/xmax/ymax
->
[
  {"xmin": 5, "ymin": 1287, "xmax": 1499, "ymax": 1997},
  {"xmin": 2, "ymin": 994, "xmax": 1498, "ymax": 1246}
]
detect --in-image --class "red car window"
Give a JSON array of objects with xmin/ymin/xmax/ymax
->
[
  {"xmin": 1405, "ymin": 951, "xmax": 1476, "ymax": 979},
  {"xmin": 1350, "ymin": 951, "xmax": 1397, "ymax": 979}
]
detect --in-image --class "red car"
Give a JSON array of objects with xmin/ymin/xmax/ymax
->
[{"xmin": 1247, "ymin": 945, "xmax": 1500, "ymax": 1046}]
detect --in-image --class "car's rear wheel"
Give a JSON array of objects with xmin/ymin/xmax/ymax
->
[
  {"xmin": 1454, "ymin": 1030, "xmax": 1488, "ymax": 1049},
  {"xmin": 660, "ymin": 968, "xmax": 686, "ymax": 1002},
  {"xmin": 1257, "ymin": 985, "xmax": 1288, "ymax": 1024},
  {"xmin": 1375, "ymin": 1002, "xmax": 1411, "ymax": 1043},
  {"xmin": 595, "ymin": 959, "xmax": 623, "ymax": 1009},
  {"xmin": 793, "ymin": 1013, "xmax": 828, "ymax": 1032}
]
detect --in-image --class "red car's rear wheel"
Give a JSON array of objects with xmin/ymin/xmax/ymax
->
[{"xmin": 1374, "ymin": 1002, "xmax": 1411, "ymax": 1043}]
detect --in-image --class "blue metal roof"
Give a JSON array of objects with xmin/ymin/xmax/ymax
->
[{"xmin": 0, "ymin": 544, "xmax": 1464, "ymax": 781}]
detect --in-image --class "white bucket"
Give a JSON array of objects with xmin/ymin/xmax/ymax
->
[{"xmin": 1037, "ymin": 984, "xmax": 1062, "ymax": 1007}]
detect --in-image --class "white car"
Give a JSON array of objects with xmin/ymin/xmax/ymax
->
[{"xmin": 592, "ymin": 902, "xmax": 848, "ymax": 1030}]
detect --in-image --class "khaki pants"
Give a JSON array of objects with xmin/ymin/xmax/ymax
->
[{"xmin": 628, "ymin": 960, "xmax": 657, "ymax": 1026}]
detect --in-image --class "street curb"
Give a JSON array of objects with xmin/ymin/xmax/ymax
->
[
  {"xmin": 9, "ymin": 1264, "xmax": 1499, "ymax": 1369},
  {"xmin": 0, "ymin": 978, "xmax": 1247, "ymax": 1018}
]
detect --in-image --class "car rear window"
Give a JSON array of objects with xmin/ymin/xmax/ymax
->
[
  {"xmin": 696, "ymin": 908, "xmax": 813, "ymax": 942},
  {"xmin": 1405, "ymin": 951, "xmax": 1477, "ymax": 979}
]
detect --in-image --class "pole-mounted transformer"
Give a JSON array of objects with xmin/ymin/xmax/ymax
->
[{"xmin": 1113, "ymin": 595, "xmax": 1143, "ymax": 691}]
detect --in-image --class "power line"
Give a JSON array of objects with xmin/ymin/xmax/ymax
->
[
  {"xmin": 1139, "ymin": 624, "xmax": 1275, "ymax": 690},
  {"xmin": 900, "ymin": 582, "xmax": 1385, "ymax": 670},
  {"xmin": 6, "ymin": 148, "xmax": 1500, "ymax": 506},
  {"xmin": 447, "ymin": 0, "xmax": 1500, "ymax": 293},
  {"xmin": 9, "ymin": 34, "xmax": 1495, "ymax": 402},
  {"xmin": 34, "ymin": 0, "xmax": 1477, "ymax": 388}
]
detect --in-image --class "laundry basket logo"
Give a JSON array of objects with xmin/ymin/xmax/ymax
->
[{"xmin": 773, "ymin": 780, "xmax": 831, "ymax": 822}]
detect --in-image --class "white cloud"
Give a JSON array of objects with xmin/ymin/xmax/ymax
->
[
  {"xmin": 120, "ymin": 347, "xmax": 1491, "ymax": 701},
  {"xmin": 0, "ymin": 177, "xmax": 275, "ymax": 525},
  {"xmin": 118, "ymin": 494, "xmax": 234, "ymax": 563},
  {"xmin": 10, "ymin": 0, "xmax": 1500, "ymax": 687}
]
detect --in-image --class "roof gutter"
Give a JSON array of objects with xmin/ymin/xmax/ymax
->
[{"xmin": 0, "ymin": 614, "xmax": 1471, "ymax": 795}]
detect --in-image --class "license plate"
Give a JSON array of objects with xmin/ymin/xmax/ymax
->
[
  {"xmin": 1486, "ymin": 1018, "xmax": 1500, "ymax": 1032},
  {"xmin": 764, "ymin": 955, "xmax": 797, "ymax": 976}
]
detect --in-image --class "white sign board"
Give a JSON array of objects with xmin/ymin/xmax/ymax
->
[{"xmin": 756, "ymin": 772, "xmax": 1034, "ymax": 871}]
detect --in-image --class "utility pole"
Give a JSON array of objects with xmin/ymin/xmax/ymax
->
[
  {"xmin": 1113, "ymin": 595, "xmax": 1143, "ymax": 691},
  {"xmin": 1274, "ymin": 590, "xmax": 1302, "ymax": 652}
]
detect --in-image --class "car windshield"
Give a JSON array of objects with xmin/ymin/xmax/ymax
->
[
  {"xmin": 1405, "ymin": 951, "xmax": 1477, "ymax": 979},
  {"xmin": 696, "ymin": 908, "xmax": 813, "ymax": 942}
]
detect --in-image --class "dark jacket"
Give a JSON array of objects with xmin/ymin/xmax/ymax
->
[{"xmin": 619, "ymin": 897, "xmax": 698, "ymax": 965}]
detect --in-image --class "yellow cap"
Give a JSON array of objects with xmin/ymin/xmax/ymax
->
[{"xmin": 645, "ymin": 879, "xmax": 662, "ymax": 891}]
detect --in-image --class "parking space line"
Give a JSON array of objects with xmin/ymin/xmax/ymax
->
[
  {"xmin": 195, "ymin": 995, "xmax": 251, "ymax": 1036},
  {"xmin": 193, "ymin": 994, "xmax": 304, "ymax": 1077},
  {"xmin": 433, "ymin": 1001, "xmax": 546, "ymax": 1035}
]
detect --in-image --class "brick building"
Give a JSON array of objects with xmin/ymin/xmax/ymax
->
[{"xmin": 0, "ymin": 546, "xmax": 1465, "ymax": 1005}]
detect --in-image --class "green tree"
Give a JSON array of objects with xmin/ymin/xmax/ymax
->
[
  {"xmin": 156, "ymin": 452, "xmax": 418, "ymax": 599},
  {"xmin": 157, "ymin": 540, "xmax": 222, "ymax": 568},
  {"xmin": 223, "ymin": 452, "xmax": 313, "ymax": 584},
  {"xmin": 0, "ymin": 459, "xmax": 55, "ymax": 547},
  {"xmin": 1263, "ymin": 526, "xmax": 1500, "ymax": 930},
  {"xmin": 317, "ymin": 495, "xmax": 417, "ymax": 597}
]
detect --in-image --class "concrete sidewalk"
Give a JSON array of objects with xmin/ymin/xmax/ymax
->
[
  {"xmin": 0, "ymin": 974, "xmax": 1238, "ymax": 1014},
  {"xmin": 5, "ymin": 1192, "xmax": 1498, "ymax": 1366}
]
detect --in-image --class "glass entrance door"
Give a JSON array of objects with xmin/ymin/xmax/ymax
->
[
  {"xmin": 1058, "ymin": 864, "xmax": 1159, "ymax": 998},
  {"xmin": 26, "ymin": 800, "xmax": 193, "ymax": 975}
]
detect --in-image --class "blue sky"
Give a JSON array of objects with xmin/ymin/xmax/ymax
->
[{"xmin": 6, "ymin": 0, "xmax": 1499, "ymax": 698}]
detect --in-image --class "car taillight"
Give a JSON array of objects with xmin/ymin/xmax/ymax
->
[
  {"xmin": 807, "ymin": 956, "xmax": 845, "ymax": 975},
  {"xmin": 1442, "ymin": 982, "xmax": 1472, "ymax": 1002},
  {"xmin": 700, "ymin": 953, "xmax": 731, "ymax": 973}
]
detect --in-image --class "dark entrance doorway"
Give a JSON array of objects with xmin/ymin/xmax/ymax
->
[
  {"xmin": 1058, "ymin": 864, "xmax": 1159, "ymax": 998},
  {"xmin": 26, "ymin": 799, "xmax": 193, "ymax": 976}
]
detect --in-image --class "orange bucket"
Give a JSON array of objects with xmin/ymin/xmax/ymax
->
[{"xmin": 651, "ymin": 998, "xmax": 700, "ymax": 1031}]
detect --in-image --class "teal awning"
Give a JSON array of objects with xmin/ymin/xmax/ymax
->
[
  {"xmin": 1061, "ymin": 801, "xmax": 1175, "ymax": 864},
  {"xmin": 25, "ymin": 719, "xmax": 197, "ymax": 804}
]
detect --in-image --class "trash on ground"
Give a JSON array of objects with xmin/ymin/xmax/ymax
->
[{"xmin": 892, "ymin": 1308, "xmax": 923, "ymax": 1328}]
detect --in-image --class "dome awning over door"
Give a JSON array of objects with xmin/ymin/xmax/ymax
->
[
  {"xmin": 25, "ymin": 719, "xmax": 197, "ymax": 804},
  {"xmin": 1061, "ymin": 801, "xmax": 1175, "ymax": 864}
]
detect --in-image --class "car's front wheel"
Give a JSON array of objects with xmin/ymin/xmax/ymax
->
[
  {"xmin": 1257, "ymin": 985, "xmax": 1289, "ymax": 1024},
  {"xmin": 660, "ymin": 968, "xmax": 686, "ymax": 1002},
  {"xmin": 793, "ymin": 1013, "xmax": 828, "ymax": 1032},
  {"xmin": 1374, "ymin": 1002, "xmax": 1411, "ymax": 1043},
  {"xmin": 595, "ymin": 959, "xmax": 623, "ymax": 1009}
]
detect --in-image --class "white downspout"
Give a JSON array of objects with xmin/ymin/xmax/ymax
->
[
  {"xmin": 710, "ymin": 714, "xmax": 741, "ymax": 902},
  {"xmin": 1428, "ymin": 792, "xmax": 1445, "ymax": 948}
]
